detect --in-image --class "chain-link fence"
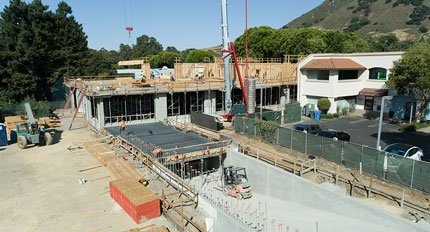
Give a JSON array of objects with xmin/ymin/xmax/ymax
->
[
  {"xmin": 284, "ymin": 102, "xmax": 301, "ymax": 124},
  {"xmin": 234, "ymin": 117, "xmax": 430, "ymax": 194}
]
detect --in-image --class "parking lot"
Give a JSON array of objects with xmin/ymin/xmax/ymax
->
[{"xmin": 290, "ymin": 116, "xmax": 430, "ymax": 160}]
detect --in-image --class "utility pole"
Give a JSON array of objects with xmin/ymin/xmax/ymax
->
[
  {"xmin": 376, "ymin": 96, "xmax": 392, "ymax": 150},
  {"xmin": 221, "ymin": 0, "xmax": 232, "ymax": 114}
]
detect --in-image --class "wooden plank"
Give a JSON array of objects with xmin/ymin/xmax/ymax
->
[
  {"xmin": 89, "ymin": 226, "xmax": 112, "ymax": 232},
  {"xmin": 79, "ymin": 165, "xmax": 103, "ymax": 172},
  {"xmin": 80, "ymin": 210, "xmax": 105, "ymax": 215},
  {"xmin": 91, "ymin": 176, "xmax": 111, "ymax": 182}
]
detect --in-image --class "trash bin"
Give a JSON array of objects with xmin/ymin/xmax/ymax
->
[
  {"xmin": 314, "ymin": 110, "xmax": 321, "ymax": 120},
  {"xmin": 0, "ymin": 123, "xmax": 7, "ymax": 146},
  {"xmin": 309, "ymin": 110, "xmax": 315, "ymax": 119}
]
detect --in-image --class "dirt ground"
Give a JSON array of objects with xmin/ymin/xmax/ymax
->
[
  {"xmin": 0, "ymin": 112, "xmax": 176, "ymax": 232},
  {"xmin": 220, "ymin": 126, "xmax": 430, "ymax": 223}
]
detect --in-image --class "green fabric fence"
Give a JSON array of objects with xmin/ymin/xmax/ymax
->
[{"xmin": 233, "ymin": 116, "xmax": 430, "ymax": 194}]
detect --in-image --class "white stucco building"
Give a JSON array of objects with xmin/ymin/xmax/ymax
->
[{"xmin": 297, "ymin": 52, "xmax": 404, "ymax": 114}]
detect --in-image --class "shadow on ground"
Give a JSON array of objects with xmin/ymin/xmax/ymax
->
[{"xmin": 48, "ymin": 129, "xmax": 63, "ymax": 145}]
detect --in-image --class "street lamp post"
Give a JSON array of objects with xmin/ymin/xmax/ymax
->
[{"xmin": 376, "ymin": 96, "xmax": 393, "ymax": 150}]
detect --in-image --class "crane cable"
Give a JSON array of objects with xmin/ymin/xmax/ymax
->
[{"xmin": 124, "ymin": 0, "xmax": 134, "ymax": 41}]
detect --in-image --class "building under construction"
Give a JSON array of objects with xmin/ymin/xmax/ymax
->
[{"xmin": 65, "ymin": 55, "xmax": 302, "ymax": 130}]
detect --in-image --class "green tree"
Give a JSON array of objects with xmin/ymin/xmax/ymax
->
[
  {"xmin": 166, "ymin": 46, "xmax": 179, "ymax": 53},
  {"xmin": 0, "ymin": 0, "xmax": 88, "ymax": 102},
  {"xmin": 132, "ymin": 35, "xmax": 163, "ymax": 57},
  {"xmin": 387, "ymin": 42, "xmax": 430, "ymax": 122},
  {"xmin": 150, "ymin": 51, "xmax": 182, "ymax": 68},
  {"xmin": 184, "ymin": 50, "xmax": 214, "ymax": 63},
  {"xmin": 369, "ymin": 34, "xmax": 414, "ymax": 52},
  {"xmin": 118, "ymin": 43, "xmax": 132, "ymax": 61},
  {"xmin": 181, "ymin": 48, "xmax": 195, "ymax": 59},
  {"xmin": 233, "ymin": 27, "xmax": 369, "ymax": 58},
  {"xmin": 84, "ymin": 48, "xmax": 117, "ymax": 76},
  {"xmin": 317, "ymin": 98, "xmax": 331, "ymax": 114}
]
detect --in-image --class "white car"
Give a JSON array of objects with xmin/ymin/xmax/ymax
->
[
  {"xmin": 382, "ymin": 144, "xmax": 424, "ymax": 172},
  {"xmin": 383, "ymin": 143, "xmax": 424, "ymax": 161}
]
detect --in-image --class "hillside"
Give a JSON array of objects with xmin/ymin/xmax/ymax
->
[{"xmin": 284, "ymin": 0, "xmax": 430, "ymax": 41}]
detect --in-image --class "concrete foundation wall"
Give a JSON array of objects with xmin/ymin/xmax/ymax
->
[
  {"xmin": 204, "ymin": 91, "xmax": 217, "ymax": 115},
  {"xmin": 225, "ymin": 145, "xmax": 426, "ymax": 232},
  {"xmin": 154, "ymin": 93, "xmax": 168, "ymax": 121}
]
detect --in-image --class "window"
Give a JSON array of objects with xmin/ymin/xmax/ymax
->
[
  {"xmin": 307, "ymin": 70, "xmax": 329, "ymax": 80},
  {"xmin": 406, "ymin": 148, "xmax": 419, "ymax": 158},
  {"xmin": 369, "ymin": 68, "xmax": 387, "ymax": 80},
  {"xmin": 338, "ymin": 70, "xmax": 358, "ymax": 80}
]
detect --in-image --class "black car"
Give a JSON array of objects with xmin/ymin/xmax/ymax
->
[
  {"xmin": 317, "ymin": 130, "xmax": 350, "ymax": 142},
  {"xmin": 292, "ymin": 123, "xmax": 322, "ymax": 134}
]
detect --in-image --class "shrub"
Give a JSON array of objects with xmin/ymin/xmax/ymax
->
[
  {"xmin": 321, "ymin": 114, "xmax": 334, "ymax": 119},
  {"xmin": 342, "ymin": 108, "xmax": 349, "ymax": 116},
  {"xmin": 399, "ymin": 123, "xmax": 417, "ymax": 131},
  {"xmin": 333, "ymin": 113, "xmax": 340, "ymax": 118},
  {"xmin": 419, "ymin": 26, "xmax": 428, "ymax": 33},
  {"xmin": 317, "ymin": 98, "xmax": 331, "ymax": 114},
  {"xmin": 351, "ymin": 17, "xmax": 359, "ymax": 23},
  {"xmin": 399, "ymin": 121, "xmax": 430, "ymax": 131},
  {"xmin": 254, "ymin": 119, "xmax": 279, "ymax": 139}
]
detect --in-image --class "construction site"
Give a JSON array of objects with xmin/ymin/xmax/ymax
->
[{"xmin": 2, "ymin": 1, "xmax": 430, "ymax": 232}]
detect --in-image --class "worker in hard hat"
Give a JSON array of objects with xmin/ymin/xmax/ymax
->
[
  {"xmin": 119, "ymin": 118, "xmax": 125, "ymax": 135},
  {"xmin": 198, "ymin": 72, "xmax": 203, "ymax": 81}
]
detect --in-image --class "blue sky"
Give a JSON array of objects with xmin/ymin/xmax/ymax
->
[{"xmin": 0, "ymin": 0, "xmax": 324, "ymax": 51}]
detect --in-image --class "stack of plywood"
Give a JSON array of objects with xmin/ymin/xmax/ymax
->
[
  {"xmin": 85, "ymin": 141, "xmax": 142, "ymax": 180},
  {"xmin": 106, "ymin": 157, "xmax": 142, "ymax": 180},
  {"xmin": 110, "ymin": 178, "xmax": 160, "ymax": 224},
  {"xmin": 84, "ymin": 142, "xmax": 116, "ymax": 166}
]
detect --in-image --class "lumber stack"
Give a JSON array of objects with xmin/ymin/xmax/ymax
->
[
  {"xmin": 110, "ymin": 178, "xmax": 160, "ymax": 224},
  {"xmin": 85, "ymin": 141, "xmax": 142, "ymax": 180},
  {"xmin": 4, "ymin": 115, "xmax": 60, "ymax": 140},
  {"xmin": 106, "ymin": 157, "xmax": 142, "ymax": 180},
  {"xmin": 84, "ymin": 142, "xmax": 116, "ymax": 166}
]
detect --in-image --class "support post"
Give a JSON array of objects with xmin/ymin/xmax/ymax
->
[
  {"xmin": 400, "ymin": 189, "xmax": 405, "ymax": 208},
  {"xmin": 410, "ymin": 159, "xmax": 416, "ymax": 188}
]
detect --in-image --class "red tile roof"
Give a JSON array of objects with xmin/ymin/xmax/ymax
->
[{"xmin": 301, "ymin": 58, "xmax": 366, "ymax": 70}]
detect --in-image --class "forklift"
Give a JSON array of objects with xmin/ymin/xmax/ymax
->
[
  {"xmin": 16, "ymin": 103, "xmax": 52, "ymax": 149},
  {"xmin": 222, "ymin": 165, "xmax": 253, "ymax": 200}
]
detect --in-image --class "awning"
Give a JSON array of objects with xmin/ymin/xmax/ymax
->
[
  {"xmin": 359, "ymin": 88, "xmax": 388, "ymax": 97},
  {"xmin": 301, "ymin": 58, "xmax": 366, "ymax": 70}
]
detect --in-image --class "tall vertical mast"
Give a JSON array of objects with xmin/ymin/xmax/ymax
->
[{"xmin": 221, "ymin": 0, "xmax": 232, "ymax": 113}]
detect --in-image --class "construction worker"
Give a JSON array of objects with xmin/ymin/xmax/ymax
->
[
  {"xmin": 195, "ymin": 71, "xmax": 199, "ymax": 80},
  {"xmin": 119, "ymin": 118, "xmax": 125, "ymax": 135},
  {"xmin": 170, "ymin": 72, "xmax": 174, "ymax": 82},
  {"xmin": 151, "ymin": 71, "xmax": 155, "ymax": 79},
  {"xmin": 198, "ymin": 72, "xmax": 203, "ymax": 81}
]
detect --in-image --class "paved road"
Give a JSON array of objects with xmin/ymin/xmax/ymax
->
[{"xmin": 290, "ymin": 116, "xmax": 430, "ymax": 160}]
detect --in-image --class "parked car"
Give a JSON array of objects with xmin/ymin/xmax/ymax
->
[
  {"xmin": 316, "ymin": 130, "xmax": 350, "ymax": 142},
  {"xmin": 292, "ymin": 123, "xmax": 322, "ymax": 134},
  {"xmin": 383, "ymin": 143, "xmax": 424, "ymax": 161}
]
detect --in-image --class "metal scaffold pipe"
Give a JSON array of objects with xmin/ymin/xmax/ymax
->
[{"xmin": 221, "ymin": 0, "xmax": 232, "ymax": 113}]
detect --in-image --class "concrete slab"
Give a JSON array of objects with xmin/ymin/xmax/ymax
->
[{"xmin": 105, "ymin": 122, "xmax": 224, "ymax": 154}]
